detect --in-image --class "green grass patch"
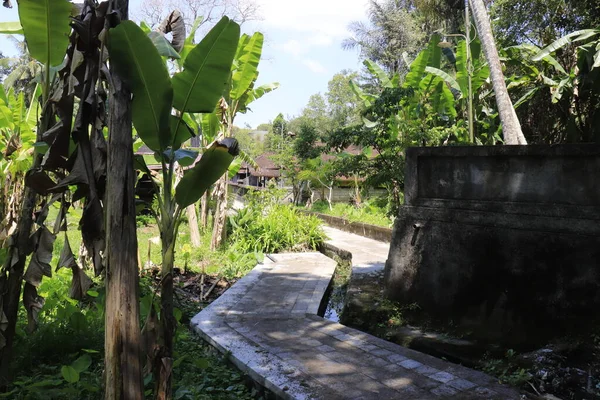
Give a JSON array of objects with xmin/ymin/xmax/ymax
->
[{"xmin": 309, "ymin": 200, "xmax": 394, "ymax": 228}]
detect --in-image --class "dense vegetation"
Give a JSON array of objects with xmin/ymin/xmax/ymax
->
[{"xmin": 1, "ymin": 0, "xmax": 599, "ymax": 398}]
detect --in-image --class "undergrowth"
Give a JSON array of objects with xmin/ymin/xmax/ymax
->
[
  {"xmin": 309, "ymin": 199, "xmax": 393, "ymax": 228},
  {"xmin": 229, "ymin": 186, "xmax": 326, "ymax": 255}
]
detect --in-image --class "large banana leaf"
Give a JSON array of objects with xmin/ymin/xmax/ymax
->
[
  {"xmin": 17, "ymin": 0, "xmax": 72, "ymax": 67},
  {"xmin": 148, "ymin": 31, "xmax": 180, "ymax": 59},
  {"xmin": 532, "ymin": 29, "xmax": 600, "ymax": 61},
  {"xmin": 424, "ymin": 66, "xmax": 461, "ymax": 92},
  {"xmin": 404, "ymin": 34, "xmax": 440, "ymax": 89},
  {"xmin": 0, "ymin": 84, "xmax": 13, "ymax": 130},
  {"xmin": 172, "ymin": 17, "xmax": 240, "ymax": 113},
  {"xmin": 231, "ymin": 32, "xmax": 263, "ymax": 100},
  {"xmin": 175, "ymin": 138, "xmax": 239, "ymax": 208},
  {"xmin": 364, "ymin": 59, "xmax": 393, "ymax": 88},
  {"xmin": 0, "ymin": 21, "xmax": 23, "ymax": 34},
  {"xmin": 429, "ymin": 76, "xmax": 457, "ymax": 118},
  {"xmin": 107, "ymin": 21, "xmax": 173, "ymax": 152},
  {"xmin": 507, "ymin": 43, "xmax": 567, "ymax": 75},
  {"xmin": 178, "ymin": 16, "xmax": 204, "ymax": 64},
  {"xmin": 349, "ymin": 80, "xmax": 376, "ymax": 107},
  {"xmin": 200, "ymin": 112, "xmax": 220, "ymax": 143},
  {"xmin": 236, "ymin": 82, "xmax": 279, "ymax": 113}
]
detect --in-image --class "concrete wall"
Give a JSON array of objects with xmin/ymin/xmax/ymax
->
[{"xmin": 384, "ymin": 144, "xmax": 600, "ymax": 345}]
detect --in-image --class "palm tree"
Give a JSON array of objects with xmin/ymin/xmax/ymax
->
[{"xmin": 469, "ymin": 0, "xmax": 526, "ymax": 144}]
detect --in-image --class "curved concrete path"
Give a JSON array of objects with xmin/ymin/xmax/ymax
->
[{"xmin": 191, "ymin": 228, "xmax": 521, "ymax": 399}]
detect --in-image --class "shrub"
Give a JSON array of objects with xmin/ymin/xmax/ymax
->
[{"xmin": 229, "ymin": 187, "xmax": 326, "ymax": 255}]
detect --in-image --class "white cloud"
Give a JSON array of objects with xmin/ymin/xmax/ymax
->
[
  {"xmin": 281, "ymin": 34, "xmax": 333, "ymax": 57},
  {"xmin": 302, "ymin": 59, "xmax": 327, "ymax": 74},
  {"xmin": 257, "ymin": 0, "xmax": 369, "ymax": 38}
]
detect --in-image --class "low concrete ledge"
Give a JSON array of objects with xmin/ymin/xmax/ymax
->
[{"xmin": 301, "ymin": 210, "xmax": 392, "ymax": 243}]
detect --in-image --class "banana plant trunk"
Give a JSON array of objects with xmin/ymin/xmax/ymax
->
[
  {"xmin": 156, "ymin": 222, "xmax": 176, "ymax": 400},
  {"xmin": 186, "ymin": 205, "xmax": 201, "ymax": 247},
  {"xmin": 200, "ymin": 192, "xmax": 209, "ymax": 230},
  {"xmin": 104, "ymin": 0, "xmax": 144, "ymax": 394},
  {"xmin": 210, "ymin": 177, "xmax": 228, "ymax": 250},
  {"xmin": 468, "ymin": 0, "xmax": 527, "ymax": 145}
]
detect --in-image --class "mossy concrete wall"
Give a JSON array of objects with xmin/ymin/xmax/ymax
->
[{"xmin": 384, "ymin": 144, "xmax": 600, "ymax": 345}]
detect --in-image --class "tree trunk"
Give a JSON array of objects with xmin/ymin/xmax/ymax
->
[
  {"xmin": 186, "ymin": 205, "xmax": 201, "ymax": 247},
  {"xmin": 104, "ymin": 0, "xmax": 144, "ymax": 397},
  {"xmin": 469, "ymin": 0, "xmax": 527, "ymax": 145},
  {"xmin": 156, "ymin": 225, "xmax": 176, "ymax": 400},
  {"xmin": 200, "ymin": 192, "xmax": 209, "ymax": 230},
  {"xmin": 210, "ymin": 177, "xmax": 227, "ymax": 250}
]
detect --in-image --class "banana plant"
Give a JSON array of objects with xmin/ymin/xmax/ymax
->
[
  {"xmin": 106, "ymin": 17, "xmax": 240, "ymax": 399},
  {"xmin": 0, "ymin": 84, "xmax": 39, "ymax": 259},
  {"xmin": 0, "ymin": 0, "xmax": 72, "ymax": 382},
  {"xmin": 208, "ymin": 31, "xmax": 279, "ymax": 249}
]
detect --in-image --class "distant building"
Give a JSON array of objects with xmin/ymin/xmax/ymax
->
[{"xmin": 232, "ymin": 152, "xmax": 282, "ymax": 187}]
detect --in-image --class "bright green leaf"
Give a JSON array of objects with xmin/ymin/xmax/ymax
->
[
  {"xmin": 172, "ymin": 17, "xmax": 240, "ymax": 113},
  {"xmin": 107, "ymin": 21, "xmax": 173, "ymax": 152},
  {"xmin": 200, "ymin": 112, "xmax": 220, "ymax": 143},
  {"xmin": 61, "ymin": 365, "xmax": 79, "ymax": 383},
  {"xmin": 0, "ymin": 21, "xmax": 23, "ymax": 35},
  {"xmin": 532, "ymin": 29, "xmax": 599, "ymax": 61},
  {"xmin": 424, "ymin": 66, "xmax": 461, "ymax": 93},
  {"xmin": 363, "ymin": 59, "xmax": 392, "ymax": 88},
  {"xmin": 231, "ymin": 32, "xmax": 263, "ymax": 100},
  {"xmin": 71, "ymin": 354, "xmax": 92, "ymax": 373},
  {"xmin": 17, "ymin": 0, "xmax": 72, "ymax": 67},
  {"xmin": 175, "ymin": 138, "xmax": 239, "ymax": 208}
]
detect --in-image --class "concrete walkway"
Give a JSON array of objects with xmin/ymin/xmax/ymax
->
[{"xmin": 191, "ymin": 228, "xmax": 521, "ymax": 399}]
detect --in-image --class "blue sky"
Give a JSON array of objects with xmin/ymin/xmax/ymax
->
[{"xmin": 0, "ymin": 0, "xmax": 369, "ymax": 129}]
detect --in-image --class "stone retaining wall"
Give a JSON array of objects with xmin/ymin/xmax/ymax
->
[{"xmin": 384, "ymin": 144, "xmax": 600, "ymax": 345}]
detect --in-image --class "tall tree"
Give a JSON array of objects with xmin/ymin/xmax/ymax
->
[
  {"xmin": 104, "ymin": 0, "xmax": 144, "ymax": 398},
  {"xmin": 326, "ymin": 70, "xmax": 362, "ymax": 130},
  {"xmin": 469, "ymin": 0, "xmax": 526, "ymax": 144},
  {"xmin": 343, "ymin": 0, "xmax": 425, "ymax": 75},
  {"xmin": 137, "ymin": 0, "xmax": 259, "ymax": 32}
]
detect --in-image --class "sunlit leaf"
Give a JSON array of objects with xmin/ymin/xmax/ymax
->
[
  {"xmin": 61, "ymin": 365, "xmax": 79, "ymax": 383},
  {"xmin": 17, "ymin": 0, "xmax": 72, "ymax": 67},
  {"xmin": 172, "ymin": 17, "xmax": 240, "ymax": 113},
  {"xmin": 107, "ymin": 21, "xmax": 173, "ymax": 152},
  {"xmin": 175, "ymin": 138, "xmax": 239, "ymax": 208}
]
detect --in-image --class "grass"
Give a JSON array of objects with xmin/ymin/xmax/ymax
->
[
  {"xmin": 6, "ymin": 205, "xmax": 257, "ymax": 399},
  {"xmin": 308, "ymin": 200, "xmax": 394, "ymax": 228},
  {"xmin": 7, "ymin": 192, "xmax": 327, "ymax": 399}
]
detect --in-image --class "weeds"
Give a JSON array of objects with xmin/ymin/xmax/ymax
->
[{"xmin": 309, "ymin": 199, "xmax": 393, "ymax": 228}]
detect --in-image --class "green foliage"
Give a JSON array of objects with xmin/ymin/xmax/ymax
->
[
  {"xmin": 482, "ymin": 350, "xmax": 533, "ymax": 388},
  {"xmin": 172, "ymin": 17, "xmax": 239, "ymax": 113},
  {"xmin": 171, "ymin": 330, "xmax": 256, "ymax": 400},
  {"xmin": 175, "ymin": 138, "xmax": 239, "ymax": 208},
  {"xmin": 107, "ymin": 20, "xmax": 173, "ymax": 152},
  {"xmin": 310, "ymin": 200, "xmax": 393, "ymax": 228},
  {"xmin": 229, "ymin": 186, "xmax": 326, "ymax": 255},
  {"xmin": 231, "ymin": 33, "xmax": 263, "ymax": 100},
  {"xmin": 17, "ymin": 0, "xmax": 72, "ymax": 68},
  {"xmin": 293, "ymin": 122, "xmax": 321, "ymax": 161}
]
